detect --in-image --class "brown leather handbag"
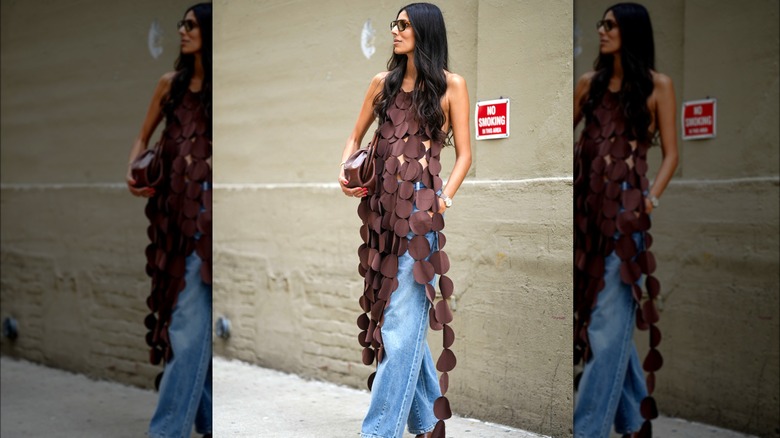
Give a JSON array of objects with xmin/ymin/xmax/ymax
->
[
  {"xmin": 131, "ymin": 141, "xmax": 164, "ymax": 189},
  {"xmin": 344, "ymin": 131, "xmax": 378, "ymax": 195}
]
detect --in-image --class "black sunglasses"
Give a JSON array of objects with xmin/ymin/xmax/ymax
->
[
  {"xmin": 596, "ymin": 19, "xmax": 618, "ymax": 32},
  {"xmin": 390, "ymin": 19, "xmax": 412, "ymax": 32},
  {"xmin": 177, "ymin": 19, "xmax": 198, "ymax": 32}
]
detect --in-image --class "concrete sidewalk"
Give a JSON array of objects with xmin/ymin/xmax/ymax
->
[
  {"xmin": 0, "ymin": 355, "xmax": 760, "ymax": 438},
  {"xmin": 213, "ymin": 357, "xmax": 541, "ymax": 438}
]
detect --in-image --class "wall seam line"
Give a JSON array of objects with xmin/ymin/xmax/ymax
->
[{"xmin": 2, "ymin": 175, "xmax": 779, "ymax": 191}]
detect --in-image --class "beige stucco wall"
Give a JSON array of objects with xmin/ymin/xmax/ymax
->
[
  {"xmin": 213, "ymin": 0, "xmax": 573, "ymax": 436},
  {"xmin": 1, "ymin": 0, "xmax": 198, "ymax": 388},
  {"xmin": 574, "ymin": 1, "xmax": 780, "ymax": 436}
]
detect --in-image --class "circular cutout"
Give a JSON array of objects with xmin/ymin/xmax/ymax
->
[
  {"xmin": 393, "ymin": 218, "xmax": 410, "ymax": 237},
  {"xmin": 415, "ymin": 188, "xmax": 436, "ymax": 211},
  {"xmin": 413, "ymin": 260, "xmax": 435, "ymax": 284},
  {"xmin": 408, "ymin": 235, "xmax": 432, "ymax": 260},
  {"xmin": 409, "ymin": 211, "xmax": 432, "ymax": 235},
  {"xmin": 433, "ymin": 396, "xmax": 452, "ymax": 420},
  {"xmin": 443, "ymin": 324, "xmax": 455, "ymax": 348},
  {"xmin": 362, "ymin": 347, "xmax": 374, "ymax": 365},
  {"xmin": 435, "ymin": 300, "xmax": 453, "ymax": 324},
  {"xmin": 439, "ymin": 372, "xmax": 449, "ymax": 395},
  {"xmin": 643, "ymin": 348, "xmax": 663, "ymax": 372},
  {"xmin": 395, "ymin": 199, "xmax": 413, "ymax": 219},
  {"xmin": 398, "ymin": 181, "xmax": 414, "ymax": 199},
  {"xmin": 439, "ymin": 275, "xmax": 454, "ymax": 298},
  {"xmin": 436, "ymin": 348, "xmax": 457, "ymax": 372},
  {"xmin": 430, "ymin": 251, "xmax": 450, "ymax": 275},
  {"xmin": 357, "ymin": 313, "xmax": 369, "ymax": 330}
]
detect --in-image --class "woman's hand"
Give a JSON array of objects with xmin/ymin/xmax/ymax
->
[
  {"xmin": 126, "ymin": 166, "xmax": 155, "ymax": 198},
  {"xmin": 339, "ymin": 166, "xmax": 368, "ymax": 198},
  {"xmin": 429, "ymin": 196, "xmax": 448, "ymax": 217},
  {"xmin": 644, "ymin": 196, "xmax": 654, "ymax": 215}
]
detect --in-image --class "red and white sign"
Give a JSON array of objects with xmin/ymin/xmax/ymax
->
[
  {"xmin": 475, "ymin": 98, "xmax": 510, "ymax": 140},
  {"xmin": 682, "ymin": 98, "xmax": 716, "ymax": 140}
]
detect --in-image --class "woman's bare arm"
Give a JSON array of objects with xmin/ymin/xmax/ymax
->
[
  {"xmin": 646, "ymin": 72, "xmax": 679, "ymax": 213},
  {"xmin": 437, "ymin": 73, "xmax": 472, "ymax": 213},
  {"xmin": 338, "ymin": 72, "xmax": 386, "ymax": 197},
  {"xmin": 574, "ymin": 72, "xmax": 595, "ymax": 128},
  {"xmin": 126, "ymin": 72, "xmax": 174, "ymax": 197}
]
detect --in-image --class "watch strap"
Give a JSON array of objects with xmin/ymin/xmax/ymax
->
[
  {"xmin": 649, "ymin": 194, "xmax": 659, "ymax": 208},
  {"xmin": 440, "ymin": 193, "xmax": 453, "ymax": 208}
]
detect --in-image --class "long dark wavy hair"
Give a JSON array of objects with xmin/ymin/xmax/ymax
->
[
  {"xmin": 374, "ymin": 2, "xmax": 449, "ymax": 143},
  {"xmin": 163, "ymin": 2, "xmax": 212, "ymax": 121},
  {"xmin": 583, "ymin": 2, "xmax": 655, "ymax": 144}
]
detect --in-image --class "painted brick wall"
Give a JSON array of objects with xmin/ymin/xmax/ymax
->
[
  {"xmin": 1, "ymin": 0, "xmax": 201, "ymax": 388},
  {"xmin": 574, "ymin": 1, "xmax": 780, "ymax": 435},
  {"xmin": 212, "ymin": 1, "xmax": 574, "ymax": 436}
]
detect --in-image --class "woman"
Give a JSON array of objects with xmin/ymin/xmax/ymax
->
[
  {"xmin": 338, "ymin": 3, "xmax": 471, "ymax": 438},
  {"xmin": 125, "ymin": 3, "xmax": 213, "ymax": 438},
  {"xmin": 573, "ymin": 3, "xmax": 678, "ymax": 437}
]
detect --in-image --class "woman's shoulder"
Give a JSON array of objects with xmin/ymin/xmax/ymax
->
[
  {"xmin": 161, "ymin": 71, "xmax": 177, "ymax": 82},
  {"xmin": 445, "ymin": 71, "xmax": 466, "ymax": 86},
  {"xmin": 576, "ymin": 71, "xmax": 598, "ymax": 89},
  {"xmin": 651, "ymin": 70, "xmax": 674, "ymax": 91},
  {"xmin": 444, "ymin": 71, "xmax": 468, "ymax": 95},
  {"xmin": 575, "ymin": 71, "xmax": 597, "ymax": 102},
  {"xmin": 371, "ymin": 71, "xmax": 390, "ymax": 85},
  {"xmin": 363, "ymin": 71, "xmax": 388, "ymax": 95},
  {"xmin": 155, "ymin": 71, "xmax": 177, "ymax": 94}
]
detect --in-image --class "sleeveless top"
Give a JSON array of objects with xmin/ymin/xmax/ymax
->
[
  {"xmin": 142, "ymin": 89, "xmax": 212, "ymax": 388},
  {"xmin": 356, "ymin": 89, "xmax": 455, "ymax": 436},
  {"xmin": 573, "ymin": 89, "xmax": 662, "ymax": 436}
]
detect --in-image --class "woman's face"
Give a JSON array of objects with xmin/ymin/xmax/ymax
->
[
  {"xmin": 392, "ymin": 10, "xmax": 415, "ymax": 56},
  {"xmin": 179, "ymin": 10, "xmax": 202, "ymax": 55},
  {"xmin": 598, "ymin": 10, "xmax": 621, "ymax": 55}
]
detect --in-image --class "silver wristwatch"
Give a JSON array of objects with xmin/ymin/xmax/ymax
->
[
  {"xmin": 440, "ymin": 193, "xmax": 453, "ymax": 208},
  {"xmin": 648, "ymin": 194, "xmax": 659, "ymax": 208}
]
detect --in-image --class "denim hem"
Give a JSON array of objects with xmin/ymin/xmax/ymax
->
[
  {"xmin": 409, "ymin": 421, "xmax": 437, "ymax": 434},
  {"xmin": 361, "ymin": 434, "xmax": 389, "ymax": 438}
]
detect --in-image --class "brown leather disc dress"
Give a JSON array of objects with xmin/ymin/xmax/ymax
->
[
  {"xmin": 573, "ymin": 89, "xmax": 662, "ymax": 437},
  {"xmin": 356, "ymin": 89, "xmax": 456, "ymax": 437},
  {"xmin": 142, "ymin": 89, "xmax": 212, "ymax": 387}
]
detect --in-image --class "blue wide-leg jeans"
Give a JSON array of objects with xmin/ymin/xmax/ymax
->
[
  {"xmin": 574, "ymin": 231, "xmax": 648, "ymax": 438},
  {"xmin": 149, "ymin": 251, "xmax": 213, "ymax": 438},
  {"xmin": 361, "ymin": 203, "xmax": 441, "ymax": 438}
]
